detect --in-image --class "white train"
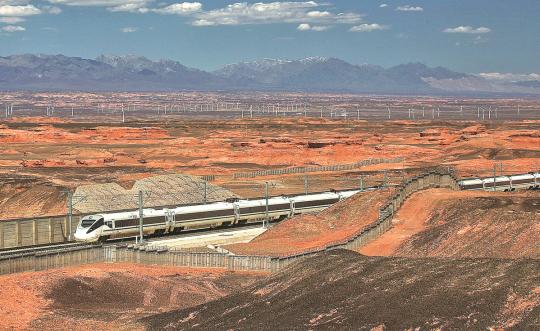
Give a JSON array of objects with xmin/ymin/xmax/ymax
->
[
  {"xmin": 458, "ymin": 172, "xmax": 540, "ymax": 191},
  {"xmin": 75, "ymin": 172, "xmax": 540, "ymax": 243},
  {"xmin": 74, "ymin": 189, "xmax": 364, "ymax": 243}
]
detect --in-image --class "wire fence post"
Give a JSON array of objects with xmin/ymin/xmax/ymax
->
[{"xmin": 138, "ymin": 190, "xmax": 144, "ymax": 243}]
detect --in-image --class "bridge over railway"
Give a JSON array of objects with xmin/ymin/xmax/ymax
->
[{"xmin": 1, "ymin": 171, "xmax": 538, "ymax": 275}]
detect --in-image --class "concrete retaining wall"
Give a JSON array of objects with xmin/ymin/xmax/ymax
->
[{"xmin": 0, "ymin": 216, "xmax": 80, "ymax": 249}]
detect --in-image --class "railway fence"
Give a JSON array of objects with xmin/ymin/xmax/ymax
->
[
  {"xmin": 232, "ymin": 157, "xmax": 404, "ymax": 179},
  {"xmin": 0, "ymin": 171, "xmax": 459, "ymax": 275}
]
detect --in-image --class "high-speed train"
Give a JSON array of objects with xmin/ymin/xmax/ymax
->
[
  {"xmin": 74, "ymin": 189, "xmax": 364, "ymax": 243},
  {"xmin": 458, "ymin": 172, "xmax": 540, "ymax": 191},
  {"xmin": 75, "ymin": 172, "xmax": 540, "ymax": 243}
]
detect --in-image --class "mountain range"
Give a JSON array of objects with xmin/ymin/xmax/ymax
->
[{"xmin": 0, "ymin": 54, "xmax": 538, "ymax": 95}]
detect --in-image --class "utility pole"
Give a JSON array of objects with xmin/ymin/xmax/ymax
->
[
  {"xmin": 304, "ymin": 175, "xmax": 308, "ymax": 195},
  {"xmin": 138, "ymin": 190, "xmax": 144, "ymax": 244},
  {"xmin": 67, "ymin": 191, "xmax": 73, "ymax": 241},
  {"xmin": 359, "ymin": 175, "xmax": 364, "ymax": 191},
  {"xmin": 204, "ymin": 182, "xmax": 208, "ymax": 204},
  {"xmin": 493, "ymin": 164, "xmax": 497, "ymax": 191},
  {"xmin": 264, "ymin": 182, "xmax": 269, "ymax": 228}
]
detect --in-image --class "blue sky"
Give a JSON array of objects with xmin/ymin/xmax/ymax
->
[{"xmin": 0, "ymin": 0, "xmax": 539, "ymax": 76}]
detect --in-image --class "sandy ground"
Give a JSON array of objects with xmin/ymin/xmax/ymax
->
[
  {"xmin": 0, "ymin": 263, "xmax": 267, "ymax": 330},
  {"xmin": 360, "ymin": 189, "xmax": 540, "ymax": 258}
]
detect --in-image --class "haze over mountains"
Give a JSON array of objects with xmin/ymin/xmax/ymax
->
[{"xmin": 0, "ymin": 54, "xmax": 538, "ymax": 95}]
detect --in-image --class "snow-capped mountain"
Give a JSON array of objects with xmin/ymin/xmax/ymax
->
[{"xmin": 0, "ymin": 54, "xmax": 538, "ymax": 95}]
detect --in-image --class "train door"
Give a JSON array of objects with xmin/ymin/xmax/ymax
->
[
  {"xmin": 233, "ymin": 203, "xmax": 240, "ymax": 224},
  {"xmin": 165, "ymin": 210, "xmax": 175, "ymax": 233},
  {"xmin": 289, "ymin": 200, "xmax": 296, "ymax": 217}
]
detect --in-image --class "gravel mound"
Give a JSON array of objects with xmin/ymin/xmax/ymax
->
[{"xmin": 73, "ymin": 174, "xmax": 239, "ymax": 213}]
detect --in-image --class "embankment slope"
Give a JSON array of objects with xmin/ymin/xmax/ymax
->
[{"xmin": 360, "ymin": 189, "xmax": 540, "ymax": 259}]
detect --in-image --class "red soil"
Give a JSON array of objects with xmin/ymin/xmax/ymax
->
[
  {"xmin": 360, "ymin": 189, "xmax": 540, "ymax": 259},
  {"xmin": 226, "ymin": 188, "xmax": 396, "ymax": 257},
  {"xmin": 0, "ymin": 118, "xmax": 538, "ymax": 218},
  {"xmin": 0, "ymin": 263, "xmax": 267, "ymax": 330}
]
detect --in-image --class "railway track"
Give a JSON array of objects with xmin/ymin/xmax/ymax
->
[
  {"xmin": 1, "ymin": 175, "xmax": 536, "ymax": 255},
  {"xmin": 0, "ymin": 242, "xmax": 94, "ymax": 258},
  {"xmin": 104, "ymin": 222, "xmax": 266, "ymax": 248}
]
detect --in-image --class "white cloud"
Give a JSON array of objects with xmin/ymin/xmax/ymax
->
[
  {"xmin": 121, "ymin": 26, "xmax": 137, "ymax": 32},
  {"xmin": 349, "ymin": 23, "xmax": 387, "ymax": 32},
  {"xmin": 306, "ymin": 10, "xmax": 330, "ymax": 18},
  {"xmin": 0, "ymin": 1, "xmax": 32, "ymax": 5},
  {"xmin": 42, "ymin": 5, "xmax": 62, "ymax": 14},
  {"xmin": 297, "ymin": 23, "xmax": 310, "ymax": 30},
  {"xmin": 153, "ymin": 2, "xmax": 202, "ymax": 15},
  {"xmin": 1, "ymin": 24, "xmax": 24, "ymax": 31},
  {"xmin": 108, "ymin": 3, "xmax": 148, "ymax": 13},
  {"xmin": 478, "ymin": 72, "xmax": 540, "ymax": 82},
  {"xmin": 443, "ymin": 26, "xmax": 491, "ymax": 34},
  {"xmin": 379, "ymin": 4, "xmax": 387, "ymax": 8},
  {"xmin": 396, "ymin": 5, "xmax": 423, "ymax": 12},
  {"xmin": 0, "ymin": 4, "xmax": 41, "ymax": 16},
  {"xmin": 296, "ymin": 23, "xmax": 329, "ymax": 31},
  {"xmin": 0, "ymin": 16, "xmax": 24, "ymax": 23},
  {"xmin": 186, "ymin": 1, "xmax": 362, "ymax": 26},
  {"xmin": 47, "ymin": 0, "xmax": 150, "ymax": 12},
  {"xmin": 47, "ymin": 0, "xmax": 146, "ymax": 6},
  {"xmin": 311, "ymin": 25, "xmax": 329, "ymax": 31}
]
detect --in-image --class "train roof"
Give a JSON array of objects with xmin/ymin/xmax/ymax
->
[
  {"xmin": 482, "ymin": 176, "xmax": 511, "ymax": 183},
  {"xmin": 459, "ymin": 178, "xmax": 483, "ymax": 184},
  {"xmin": 338, "ymin": 189, "xmax": 362, "ymax": 198},
  {"xmin": 236, "ymin": 196, "xmax": 291, "ymax": 208},
  {"xmin": 174, "ymin": 201, "xmax": 233, "ymax": 214},
  {"xmin": 289, "ymin": 191, "xmax": 339, "ymax": 202},
  {"xmin": 510, "ymin": 174, "xmax": 535, "ymax": 180}
]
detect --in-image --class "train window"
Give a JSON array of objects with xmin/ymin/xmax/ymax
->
[
  {"xmin": 81, "ymin": 218, "xmax": 96, "ymax": 228},
  {"xmin": 86, "ymin": 218, "xmax": 104, "ymax": 234}
]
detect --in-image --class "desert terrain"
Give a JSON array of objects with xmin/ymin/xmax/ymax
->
[
  {"xmin": 0, "ymin": 263, "xmax": 266, "ymax": 330},
  {"xmin": 0, "ymin": 93, "xmax": 539, "ymax": 330},
  {"xmin": 138, "ymin": 188, "xmax": 540, "ymax": 330},
  {"xmin": 1, "ymin": 92, "xmax": 539, "ymax": 219}
]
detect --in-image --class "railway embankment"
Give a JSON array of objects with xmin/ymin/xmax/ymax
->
[
  {"xmin": 360, "ymin": 189, "xmax": 540, "ymax": 259},
  {"xmin": 224, "ymin": 188, "xmax": 396, "ymax": 257}
]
